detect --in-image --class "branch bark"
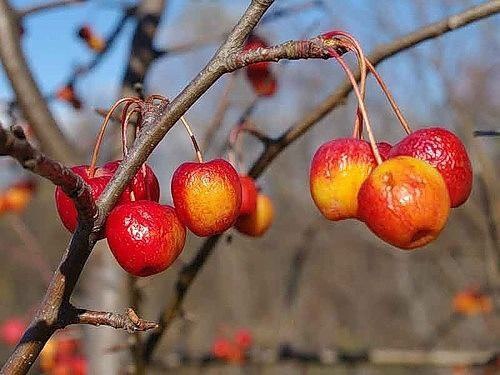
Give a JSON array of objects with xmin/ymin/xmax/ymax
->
[
  {"xmin": 0, "ymin": 0, "xmax": 77, "ymax": 163},
  {"xmin": 0, "ymin": 125, "xmax": 94, "ymax": 220},
  {"xmin": 66, "ymin": 306, "xmax": 157, "ymax": 332}
]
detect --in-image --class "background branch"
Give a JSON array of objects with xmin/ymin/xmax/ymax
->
[
  {"xmin": 0, "ymin": 0, "xmax": 77, "ymax": 163},
  {"xmin": 18, "ymin": 0, "xmax": 86, "ymax": 17}
]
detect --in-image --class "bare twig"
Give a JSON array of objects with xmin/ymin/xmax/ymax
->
[
  {"xmin": 18, "ymin": 0, "xmax": 86, "ymax": 17},
  {"xmin": 0, "ymin": 0, "xmax": 76, "ymax": 162},
  {"xmin": 66, "ymin": 306, "xmax": 157, "ymax": 333},
  {"xmin": 0, "ymin": 125, "xmax": 94, "ymax": 220},
  {"xmin": 142, "ymin": 1, "xmax": 500, "ymax": 362}
]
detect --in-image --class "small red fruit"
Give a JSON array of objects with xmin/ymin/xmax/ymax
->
[
  {"xmin": 212, "ymin": 337, "xmax": 232, "ymax": 360},
  {"xmin": 309, "ymin": 138, "xmax": 377, "ymax": 221},
  {"xmin": 376, "ymin": 142, "xmax": 392, "ymax": 160},
  {"xmin": 246, "ymin": 69, "xmax": 278, "ymax": 97},
  {"xmin": 234, "ymin": 329, "xmax": 253, "ymax": 350},
  {"xmin": 171, "ymin": 159, "xmax": 242, "ymax": 237},
  {"xmin": 55, "ymin": 165, "xmax": 114, "ymax": 237},
  {"xmin": 0, "ymin": 318, "xmax": 25, "ymax": 346},
  {"xmin": 103, "ymin": 161, "xmax": 160, "ymax": 202},
  {"xmin": 235, "ymin": 194, "xmax": 274, "ymax": 237},
  {"xmin": 358, "ymin": 156, "xmax": 451, "ymax": 249},
  {"xmin": 388, "ymin": 127, "xmax": 472, "ymax": 207},
  {"xmin": 239, "ymin": 175, "xmax": 258, "ymax": 216},
  {"xmin": 106, "ymin": 201, "xmax": 186, "ymax": 276}
]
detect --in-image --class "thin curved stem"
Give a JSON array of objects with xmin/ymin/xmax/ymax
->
[
  {"xmin": 180, "ymin": 116, "xmax": 203, "ymax": 163},
  {"xmin": 329, "ymin": 49, "xmax": 382, "ymax": 164},
  {"xmin": 89, "ymin": 97, "xmax": 141, "ymax": 176}
]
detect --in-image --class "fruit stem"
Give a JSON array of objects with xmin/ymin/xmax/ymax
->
[
  {"xmin": 324, "ymin": 31, "xmax": 367, "ymax": 139},
  {"xmin": 328, "ymin": 48, "xmax": 383, "ymax": 165},
  {"xmin": 179, "ymin": 116, "xmax": 203, "ymax": 163},
  {"xmin": 121, "ymin": 106, "xmax": 141, "ymax": 158},
  {"xmin": 364, "ymin": 58, "xmax": 412, "ymax": 135},
  {"xmin": 89, "ymin": 97, "xmax": 141, "ymax": 177}
]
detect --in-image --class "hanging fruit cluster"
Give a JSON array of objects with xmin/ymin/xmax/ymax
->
[
  {"xmin": 243, "ymin": 34, "xmax": 278, "ymax": 97},
  {"xmin": 309, "ymin": 31, "xmax": 472, "ymax": 250},
  {"xmin": 55, "ymin": 96, "xmax": 264, "ymax": 277}
]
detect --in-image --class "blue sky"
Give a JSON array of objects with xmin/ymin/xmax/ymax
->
[{"xmin": 0, "ymin": 1, "xmax": 498, "ymax": 122}]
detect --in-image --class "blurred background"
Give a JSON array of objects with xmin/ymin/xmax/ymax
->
[{"xmin": 0, "ymin": 0, "xmax": 498, "ymax": 373}]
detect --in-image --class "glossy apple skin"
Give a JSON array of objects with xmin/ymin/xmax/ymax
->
[
  {"xmin": 103, "ymin": 160, "xmax": 160, "ymax": 202},
  {"xmin": 310, "ymin": 138, "xmax": 377, "ymax": 221},
  {"xmin": 235, "ymin": 194, "xmax": 274, "ymax": 237},
  {"xmin": 377, "ymin": 142, "xmax": 392, "ymax": 160},
  {"xmin": 358, "ymin": 156, "xmax": 451, "ymax": 250},
  {"xmin": 171, "ymin": 159, "xmax": 242, "ymax": 236},
  {"xmin": 239, "ymin": 175, "xmax": 258, "ymax": 216},
  {"xmin": 106, "ymin": 201, "xmax": 186, "ymax": 277},
  {"xmin": 0, "ymin": 318, "xmax": 25, "ymax": 346},
  {"xmin": 388, "ymin": 127, "xmax": 472, "ymax": 207},
  {"xmin": 55, "ymin": 165, "xmax": 113, "ymax": 237}
]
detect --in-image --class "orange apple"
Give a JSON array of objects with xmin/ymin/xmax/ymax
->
[
  {"xmin": 235, "ymin": 194, "xmax": 274, "ymax": 237},
  {"xmin": 358, "ymin": 156, "xmax": 450, "ymax": 249},
  {"xmin": 310, "ymin": 138, "xmax": 377, "ymax": 221},
  {"xmin": 171, "ymin": 159, "xmax": 241, "ymax": 236}
]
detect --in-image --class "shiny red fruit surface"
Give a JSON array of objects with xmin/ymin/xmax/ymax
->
[
  {"xmin": 239, "ymin": 175, "xmax": 258, "ymax": 216},
  {"xmin": 388, "ymin": 127, "xmax": 472, "ymax": 207},
  {"xmin": 54, "ymin": 165, "xmax": 112, "ymax": 237},
  {"xmin": 106, "ymin": 201, "xmax": 186, "ymax": 277},
  {"xmin": 171, "ymin": 159, "xmax": 242, "ymax": 237},
  {"xmin": 103, "ymin": 161, "xmax": 160, "ymax": 202}
]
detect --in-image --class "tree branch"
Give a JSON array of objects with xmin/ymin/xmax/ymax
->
[
  {"xmin": 0, "ymin": 125, "xmax": 95, "ymax": 221},
  {"xmin": 18, "ymin": 0, "xmax": 86, "ymax": 17},
  {"xmin": 142, "ymin": 0, "xmax": 500, "ymax": 363},
  {"xmin": 0, "ymin": 0, "xmax": 77, "ymax": 163},
  {"xmin": 65, "ymin": 306, "xmax": 158, "ymax": 333}
]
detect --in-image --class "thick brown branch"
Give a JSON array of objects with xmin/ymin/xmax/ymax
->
[
  {"xmin": 0, "ymin": 0, "xmax": 77, "ymax": 163},
  {"xmin": 225, "ymin": 36, "xmax": 345, "ymax": 71},
  {"xmin": 0, "ymin": 125, "xmax": 95, "ymax": 221},
  {"xmin": 66, "ymin": 306, "xmax": 158, "ymax": 333},
  {"xmin": 18, "ymin": 0, "xmax": 86, "ymax": 17}
]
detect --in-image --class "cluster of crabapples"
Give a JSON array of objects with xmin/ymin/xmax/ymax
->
[
  {"xmin": 54, "ymin": 96, "xmax": 274, "ymax": 278},
  {"xmin": 310, "ymin": 31, "xmax": 472, "ymax": 250}
]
